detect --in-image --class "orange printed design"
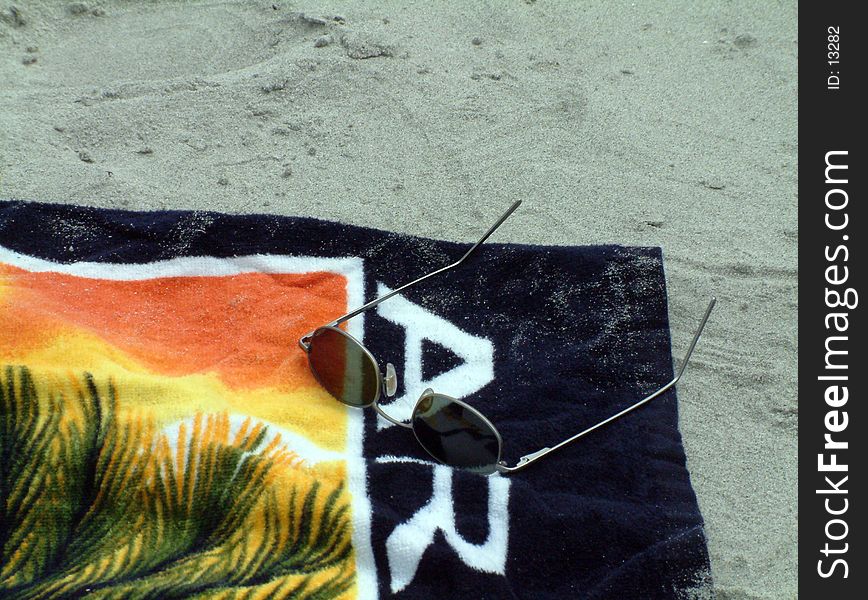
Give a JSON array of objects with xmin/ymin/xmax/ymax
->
[{"xmin": 0, "ymin": 259, "xmax": 358, "ymax": 600}]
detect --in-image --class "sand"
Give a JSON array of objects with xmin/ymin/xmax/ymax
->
[{"xmin": 1, "ymin": 1, "xmax": 797, "ymax": 597}]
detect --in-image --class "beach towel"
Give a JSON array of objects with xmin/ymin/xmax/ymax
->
[{"xmin": 0, "ymin": 200, "xmax": 711, "ymax": 599}]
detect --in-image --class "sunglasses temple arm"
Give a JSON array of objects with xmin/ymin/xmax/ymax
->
[
  {"xmin": 496, "ymin": 297, "xmax": 716, "ymax": 474},
  {"xmin": 300, "ymin": 201, "xmax": 522, "ymax": 348}
]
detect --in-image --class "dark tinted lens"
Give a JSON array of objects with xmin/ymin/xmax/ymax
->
[
  {"xmin": 412, "ymin": 394, "xmax": 501, "ymax": 474},
  {"xmin": 308, "ymin": 327, "xmax": 379, "ymax": 407}
]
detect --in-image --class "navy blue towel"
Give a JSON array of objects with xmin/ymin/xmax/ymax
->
[{"xmin": 0, "ymin": 200, "xmax": 710, "ymax": 599}]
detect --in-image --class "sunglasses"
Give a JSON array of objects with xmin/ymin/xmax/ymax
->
[{"xmin": 299, "ymin": 201, "xmax": 715, "ymax": 475}]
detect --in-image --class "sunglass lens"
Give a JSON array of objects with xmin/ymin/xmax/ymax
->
[
  {"xmin": 412, "ymin": 393, "xmax": 501, "ymax": 474},
  {"xmin": 307, "ymin": 327, "xmax": 379, "ymax": 407}
]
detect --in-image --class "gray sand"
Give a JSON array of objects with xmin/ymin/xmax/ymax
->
[{"xmin": 1, "ymin": 1, "xmax": 797, "ymax": 597}]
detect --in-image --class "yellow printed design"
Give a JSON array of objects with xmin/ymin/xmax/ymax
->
[{"xmin": 0, "ymin": 261, "xmax": 357, "ymax": 599}]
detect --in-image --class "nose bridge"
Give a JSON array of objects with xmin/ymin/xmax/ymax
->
[{"xmin": 373, "ymin": 400, "xmax": 414, "ymax": 429}]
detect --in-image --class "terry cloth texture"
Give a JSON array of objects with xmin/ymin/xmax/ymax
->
[{"xmin": 0, "ymin": 200, "xmax": 711, "ymax": 600}]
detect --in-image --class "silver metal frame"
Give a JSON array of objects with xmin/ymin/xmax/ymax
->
[
  {"xmin": 297, "ymin": 199, "xmax": 716, "ymax": 476},
  {"xmin": 411, "ymin": 389, "xmax": 504, "ymax": 476},
  {"xmin": 494, "ymin": 297, "xmax": 716, "ymax": 474},
  {"xmin": 299, "ymin": 201, "xmax": 521, "ymax": 430},
  {"xmin": 299, "ymin": 200, "xmax": 522, "ymax": 352},
  {"xmin": 305, "ymin": 326, "xmax": 411, "ymax": 428}
]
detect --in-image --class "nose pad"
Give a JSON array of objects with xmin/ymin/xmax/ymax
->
[{"xmin": 384, "ymin": 363, "xmax": 398, "ymax": 397}]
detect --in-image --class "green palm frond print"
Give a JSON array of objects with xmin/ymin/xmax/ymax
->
[{"xmin": 0, "ymin": 366, "xmax": 355, "ymax": 600}]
